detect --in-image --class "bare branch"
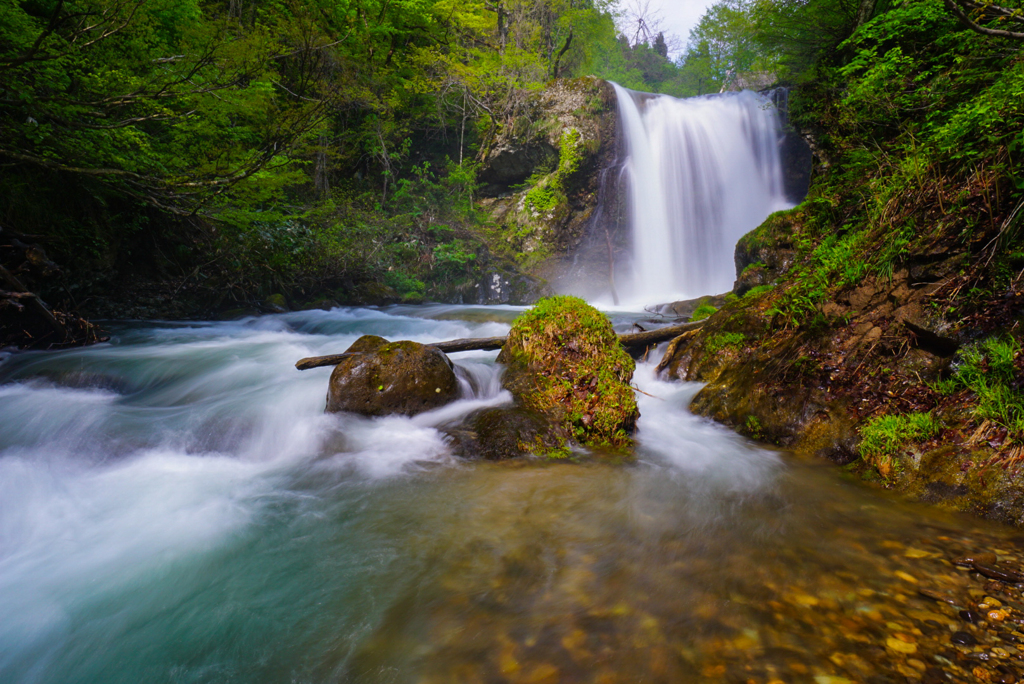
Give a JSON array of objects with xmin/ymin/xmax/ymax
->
[{"xmin": 943, "ymin": 0, "xmax": 1024, "ymax": 39}]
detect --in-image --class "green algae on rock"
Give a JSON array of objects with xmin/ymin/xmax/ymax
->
[
  {"xmin": 496, "ymin": 295, "xmax": 638, "ymax": 455},
  {"xmin": 326, "ymin": 337, "xmax": 459, "ymax": 417}
]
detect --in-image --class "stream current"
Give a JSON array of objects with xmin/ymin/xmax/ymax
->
[{"xmin": 1, "ymin": 304, "xmax": 1021, "ymax": 684}]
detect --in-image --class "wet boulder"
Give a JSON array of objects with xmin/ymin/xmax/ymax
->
[
  {"xmin": 497, "ymin": 295, "xmax": 639, "ymax": 455},
  {"xmin": 446, "ymin": 406, "xmax": 552, "ymax": 460},
  {"xmin": 326, "ymin": 337, "xmax": 459, "ymax": 417}
]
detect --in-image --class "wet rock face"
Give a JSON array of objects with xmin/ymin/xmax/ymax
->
[
  {"xmin": 479, "ymin": 78, "xmax": 624, "ymax": 300},
  {"xmin": 326, "ymin": 338, "xmax": 459, "ymax": 417},
  {"xmin": 446, "ymin": 407, "xmax": 552, "ymax": 460},
  {"xmin": 733, "ymin": 212, "xmax": 797, "ymax": 293},
  {"xmin": 478, "ymin": 142, "xmax": 557, "ymax": 190},
  {"xmin": 655, "ymin": 294, "xmax": 729, "ymax": 319}
]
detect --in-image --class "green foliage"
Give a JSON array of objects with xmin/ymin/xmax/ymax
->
[
  {"xmin": 859, "ymin": 412, "xmax": 942, "ymax": 478},
  {"xmin": 678, "ymin": 0, "xmax": 774, "ymax": 94},
  {"xmin": 749, "ymin": 0, "xmax": 865, "ymax": 81},
  {"xmin": 744, "ymin": 414, "xmax": 764, "ymax": 440},
  {"xmin": 937, "ymin": 336, "xmax": 1024, "ymax": 439},
  {"xmin": 767, "ymin": 228, "xmax": 869, "ymax": 328},
  {"xmin": 691, "ymin": 304, "xmax": 719, "ymax": 321},
  {"xmin": 0, "ymin": 0, "xmax": 656, "ymax": 305},
  {"xmin": 384, "ymin": 272, "xmax": 427, "ymax": 301}
]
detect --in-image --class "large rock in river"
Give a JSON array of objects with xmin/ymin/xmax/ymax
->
[
  {"xmin": 326, "ymin": 336, "xmax": 459, "ymax": 417},
  {"xmin": 496, "ymin": 295, "xmax": 639, "ymax": 455}
]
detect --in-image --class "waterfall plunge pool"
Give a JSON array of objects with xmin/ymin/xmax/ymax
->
[{"xmin": 0, "ymin": 304, "xmax": 1019, "ymax": 684}]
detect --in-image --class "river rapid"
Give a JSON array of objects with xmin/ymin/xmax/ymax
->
[{"xmin": 1, "ymin": 304, "xmax": 1022, "ymax": 684}]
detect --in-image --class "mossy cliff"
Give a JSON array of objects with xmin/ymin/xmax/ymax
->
[
  {"xmin": 478, "ymin": 79, "xmax": 622, "ymax": 295},
  {"xmin": 497, "ymin": 295, "xmax": 638, "ymax": 456}
]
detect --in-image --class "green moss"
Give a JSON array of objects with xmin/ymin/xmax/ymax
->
[
  {"xmin": 705, "ymin": 332, "xmax": 746, "ymax": 354},
  {"xmin": 737, "ymin": 208, "xmax": 804, "ymax": 255},
  {"xmin": 743, "ymin": 284, "xmax": 776, "ymax": 300},
  {"xmin": 557, "ymin": 128, "xmax": 584, "ymax": 177},
  {"xmin": 524, "ymin": 179, "xmax": 564, "ymax": 215},
  {"xmin": 524, "ymin": 128, "xmax": 582, "ymax": 217},
  {"xmin": 741, "ymin": 261, "xmax": 767, "ymax": 275},
  {"xmin": 691, "ymin": 304, "xmax": 718, "ymax": 321},
  {"xmin": 498, "ymin": 295, "xmax": 639, "ymax": 455}
]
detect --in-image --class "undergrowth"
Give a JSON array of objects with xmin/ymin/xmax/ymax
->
[
  {"xmin": 705, "ymin": 332, "xmax": 746, "ymax": 354},
  {"xmin": 859, "ymin": 412, "xmax": 942, "ymax": 479},
  {"xmin": 935, "ymin": 336, "xmax": 1024, "ymax": 441}
]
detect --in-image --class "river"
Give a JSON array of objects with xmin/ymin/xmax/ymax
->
[{"xmin": 0, "ymin": 305, "xmax": 1020, "ymax": 683}]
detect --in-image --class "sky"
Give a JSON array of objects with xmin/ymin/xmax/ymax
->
[{"xmin": 617, "ymin": 0, "xmax": 716, "ymax": 59}]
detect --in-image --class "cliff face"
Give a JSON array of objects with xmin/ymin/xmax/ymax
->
[{"xmin": 476, "ymin": 77, "xmax": 625, "ymax": 300}]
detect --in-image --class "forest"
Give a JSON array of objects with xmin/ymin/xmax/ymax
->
[{"xmin": 0, "ymin": 0, "xmax": 1022, "ymax": 337}]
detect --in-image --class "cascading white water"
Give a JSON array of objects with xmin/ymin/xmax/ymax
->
[{"xmin": 612, "ymin": 83, "xmax": 793, "ymax": 304}]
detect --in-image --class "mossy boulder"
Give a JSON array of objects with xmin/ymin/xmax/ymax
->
[
  {"xmin": 262, "ymin": 293, "xmax": 289, "ymax": 313},
  {"xmin": 496, "ymin": 295, "xmax": 639, "ymax": 454},
  {"xmin": 326, "ymin": 337, "xmax": 459, "ymax": 417}
]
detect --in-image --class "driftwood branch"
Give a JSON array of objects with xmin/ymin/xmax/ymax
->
[{"xmin": 294, "ymin": 321, "xmax": 703, "ymax": 370}]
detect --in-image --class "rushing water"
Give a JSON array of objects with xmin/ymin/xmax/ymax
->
[
  {"xmin": 0, "ymin": 305, "xmax": 1021, "ymax": 684},
  {"xmin": 612, "ymin": 84, "xmax": 793, "ymax": 304}
]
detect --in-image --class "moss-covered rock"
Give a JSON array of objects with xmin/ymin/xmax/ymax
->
[
  {"xmin": 262, "ymin": 293, "xmax": 289, "ymax": 313},
  {"xmin": 326, "ymin": 339, "xmax": 459, "ymax": 417},
  {"xmin": 496, "ymin": 295, "xmax": 638, "ymax": 454}
]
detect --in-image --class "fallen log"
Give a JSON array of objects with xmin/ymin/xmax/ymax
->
[
  {"xmin": 617, "ymin": 320, "xmax": 704, "ymax": 349},
  {"xmin": 433, "ymin": 335, "xmax": 508, "ymax": 354},
  {"xmin": 294, "ymin": 320, "xmax": 703, "ymax": 370},
  {"xmin": 0, "ymin": 263, "xmax": 67, "ymax": 341},
  {"xmin": 294, "ymin": 352, "xmax": 358, "ymax": 370}
]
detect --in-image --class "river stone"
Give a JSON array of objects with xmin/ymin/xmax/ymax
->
[
  {"xmin": 446, "ymin": 407, "xmax": 551, "ymax": 460},
  {"xmin": 325, "ymin": 339, "xmax": 459, "ymax": 417},
  {"xmin": 263, "ymin": 293, "xmax": 289, "ymax": 313},
  {"xmin": 497, "ymin": 295, "xmax": 639, "ymax": 454},
  {"xmin": 345, "ymin": 334, "xmax": 389, "ymax": 354}
]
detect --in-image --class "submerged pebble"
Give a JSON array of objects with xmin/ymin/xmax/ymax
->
[{"xmin": 952, "ymin": 631, "xmax": 978, "ymax": 646}]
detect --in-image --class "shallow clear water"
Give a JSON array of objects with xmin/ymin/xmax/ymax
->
[{"xmin": 0, "ymin": 305, "xmax": 1020, "ymax": 684}]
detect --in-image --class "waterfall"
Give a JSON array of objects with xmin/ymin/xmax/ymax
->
[{"xmin": 611, "ymin": 83, "xmax": 793, "ymax": 305}]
